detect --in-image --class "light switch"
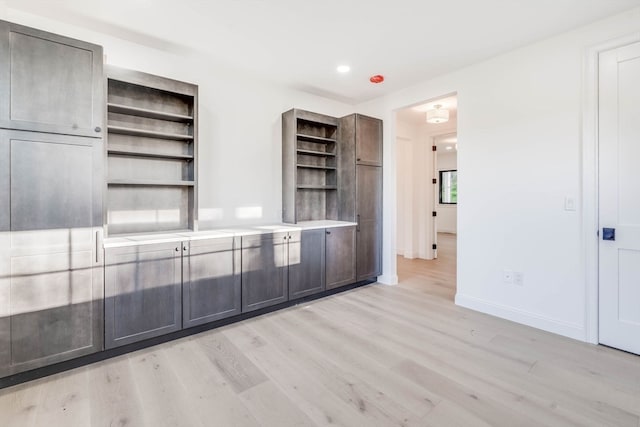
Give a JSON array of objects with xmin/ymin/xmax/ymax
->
[{"xmin": 564, "ymin": 196, "xmax": 576, "ymax": 211}]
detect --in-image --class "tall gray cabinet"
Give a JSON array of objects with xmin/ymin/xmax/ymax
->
[
  {"xmin": 339, "ymin": 114, "xmax": 383, "ymax": 281},
  {"xmin": 0, "ymin": 20, "xmax": 104, "ymax": 377}
]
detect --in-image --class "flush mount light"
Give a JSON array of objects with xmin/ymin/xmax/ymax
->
[
  {"xmin": 337, "ymin": 65, "xmax": 350, "ymax": 73},
  {"xmin": 426, "ymin": 104, "xmax": 449, "ymax": 124}
]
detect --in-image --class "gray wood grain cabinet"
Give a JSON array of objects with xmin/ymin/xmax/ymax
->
[
  {"xmin": 0, "ymin": 20, "xmax": 104, "ymax": 138},
  {"xmin": 183, "ymin": 237, "xmax": 241, "ymax": 328},
  {"xmin": 241, "ymin": 232, "xmax": 290, "ymax": 312},
  {"xmin": 104, "ymin": 242, "xmax": 183, "ymax": 349},
  {"xmin": 356, "ymin": 166, "xmax": 383, "ymax": 280},
  {"xmin": 355, "ymin": 114, "xmax": 383, "ymax": 166},
  {"xmin": 289, "ymin": 229, "xmax": 326, "ymax": 299},
  {"xmin": 325, "ymin": 226, "xmax": 357, "ymax": 290}
]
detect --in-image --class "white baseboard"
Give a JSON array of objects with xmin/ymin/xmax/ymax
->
[
  {"xmin": 377, "ymin": 274, "xmax": 398, "ymax": 285},
  {"xmin": 455, "ymin": 293, "xmax": 585, "ymax": 341}
]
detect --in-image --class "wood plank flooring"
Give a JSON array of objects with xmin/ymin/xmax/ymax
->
[{"xmin": 1, "ymin": 232, "xmax": 639, "ymax": 426}]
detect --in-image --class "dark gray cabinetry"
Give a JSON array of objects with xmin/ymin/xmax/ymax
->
[
  {"xmin": 339, "ymin": 114, "xmax": 383, "ymax": 281},
  {"xmin": 241, "ymin": 232, "xmax": 289, "ymax": 312},
  {"xmin": 0, "ymin": 20, "xmax": 104, "ymax": 138},
  {"xmin": 183, "ymin": 237, "xmax": 241, "ymax": 328},
  {"xmin": 289, "ymin": 229, "xmax": 326, "ymax": 299},
  {"xmin": 105, "ymin": 242, "xmax": 182, "ymax": 349},
  {"xmin": 325, "ymin": 226, "xmax": 357, "ymax": 290},
  {"xmin": 282, "ymin": 109, "xmax": 339, "ymax": 223}
]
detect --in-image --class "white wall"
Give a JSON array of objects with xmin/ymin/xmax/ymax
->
[
  {"xmin": 436, "ymin": 151, "xmax": 457, "ymax": 234},
  {"xmin": 396, "ymin": 120, "xmax": 434, "ymax": 259},
  {"xmin": 2, "ymin": 8, "xmax": 355, "ymax": 229},
  {"xmin": 357, "ymin": 8, "xmax": 640, "ymax": 340}
]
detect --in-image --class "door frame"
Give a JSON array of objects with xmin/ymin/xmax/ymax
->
[{"xmin": 583, "ymin": 33, "xmax": 640, "ymax": 344}]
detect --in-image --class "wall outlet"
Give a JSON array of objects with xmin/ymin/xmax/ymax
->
[
  {"xmin": 503, "ymin": 270, "xmax": 514, "ymax": 284},
  {"xmin": 514, "ymin": 271, "xmax": 524, "ymax": 286}
]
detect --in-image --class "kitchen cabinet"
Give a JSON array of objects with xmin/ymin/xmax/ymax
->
[
  {"xmin": 355, "ymin": 114, "xmax": 383, "ymax": 166},
  {"xmin": 183, "ymin": 236, "xmax": 240, "ymax": 328},
  {"xmin": 104, "ymin": 242, "xmax": 182, "ymax": 349},
  {"xmin": 325, "ymin": 226, "xmax": 356, "ymax": 290},
  {"xmin": 241, "ymin": 232, "xmax": 289, "ymax": 312},
  {"xmin": 356, "ymin": 165, "xmax": 383, "ymax": 280},
  {"xmin": 289, "ymin": 229, "xmax": 326, "ymax": 299},
  {"xmin": 0, "ymin": 20, "xmax": 104, "ymax": 138}
]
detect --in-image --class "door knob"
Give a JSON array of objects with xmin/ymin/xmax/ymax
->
[
  {"xmin": 603, "ymin": 228, "xmax": 616, "ymax": 241},
  {"xmin": 95, "ymin": 126, "xmax": 102, "ymax": 133}
]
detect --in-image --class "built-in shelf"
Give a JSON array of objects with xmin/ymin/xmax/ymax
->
[
  {"xmin": 296, "ymin": 149, "xmax": 335, "ymax": 157},
  {"xmin": 108, "ymin": 125, "xmax": 193, "ymax": 141},
  {"xmin": 108, "ymin": 149, "xmax": 193, "ymax": 161},
  {"xmin": 296, "ymin": 133, "xmax": 336, "ymax": 144},
  {"xmin": 108, "ymin": 103, "xmax": 194, "ymax": 122},
  {"xmin": 296, "ymin": 164, "xmax": 336, "ymax": 170},
  {"xmin": 108, "ymin": 179, "xmax": 195, "ymax": 187},
  {"xmin": 297, "ymin": 185, "xmax": 337, "ymax": 190}
]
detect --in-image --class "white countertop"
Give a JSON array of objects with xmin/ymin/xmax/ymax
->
[{"xmin": 103, "ymin": 220, "xmax": 357, "ymax": 248}]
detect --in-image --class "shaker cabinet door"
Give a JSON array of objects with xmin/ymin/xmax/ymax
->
[
  {"xmin": 356, "ymin": 165, "xmax": 382, "ymax": 280},
  {"xmin": 183, "ymin": 237, "xmax": 241, "ymax": 328},
  {"xmin": 105, "ymin": 242, "xmax": 182, "ymax": 349},
  {"xmin": 355, "ymin": 115, "xmax": 383, "ymax": 166},
  {"xmin": 289, "ymin": 229, "xmax": 325, "ymax": 299},
  {"xmin": 241, "ymin": 233, "xmax": 288, "ymax": 312},
  {"xmin": 326, "ymin": 226, "xmax": 356, "ymax": 290},
  {"xmin": 0, "ymin": 20, "xmax": 103, "ymax": 138}
]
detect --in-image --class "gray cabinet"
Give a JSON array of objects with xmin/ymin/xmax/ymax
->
[
  {"xmin": 326, "ymin": 226, "xmax": 356, "ymax": 290},
  {"xmin": 0, "ymin": 228, "xmax": 103, "ymax": 377},
  {"xmin": 0, "ymin": 20, "xmax": 104, "ymax": 138},
  {"xmin": 355, "ymin": 114, "xmax": 383, "ymax": 166},
  {"xmin": 241, "ymin": 232, "xmax": 289, "ymax": 312},
  {"xmin": 357, "ymin": 166, "xmax": 383, "ymax": 280},
  {"xmin": 105, "ymin": 242, "xmax": 182, "ymax": 349},
  {"xmin": 183, "ymin": 237, "xmax": 241, "ymax": 328},
  {"xmin": 289, "ymin": 229, "xmax": 326, "ymax": 299}
]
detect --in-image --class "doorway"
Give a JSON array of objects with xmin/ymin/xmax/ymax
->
[
  {"xmin": 395, "ymin": 95, "xmax": 458, "ymax": 299},
  {"xmin": 598, "ymin": 41, "xmax": 640, "ymax": 355}
]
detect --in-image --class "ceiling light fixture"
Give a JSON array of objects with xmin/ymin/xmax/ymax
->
[
  {"xmin": 426, "ymin": 104, "xmax": 449, "ymax": 124},
  {"xmin": 337, "ymin": 65, "xmax": 350, "ymax": 73}
]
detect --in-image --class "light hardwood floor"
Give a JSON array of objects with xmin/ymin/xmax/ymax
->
[{"xmin": 1, "ymin": 233, "xmax": 639, "ymax": 426}]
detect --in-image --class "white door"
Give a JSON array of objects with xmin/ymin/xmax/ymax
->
[{"xmin": 599, "ymin": 41, "xmax": 640, "ymax": 355}]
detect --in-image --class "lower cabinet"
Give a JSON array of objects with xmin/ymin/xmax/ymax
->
[
  {"xmin": 104, "ymin": 242, "xmax": 182, "ymax": 349},
  {"xmin": 356, "ymin": 220, "xmax": 382, "ymax": 281},
  {"xmin": 241, "ymin": 232, "xmax": 289, "ymax": 312},
  {"xmin": 289, "ymin": 229, "xmax": 326, "ymax": 299},
  {"xmin": 183, "ymin": 236, "xmax": 241, "ymax": 328},
  {"xmin": 326, "ymin": 226, "xmax": 357, "ymax": 290}
]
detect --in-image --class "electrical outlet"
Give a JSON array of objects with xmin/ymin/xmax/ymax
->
[
  {"xmin": 514, "ymin": 272, "xmax": 524, "ymax": 286},
  {"xmin": 503, "ymin": 270, "xmax": 514, "ymax": 284}
]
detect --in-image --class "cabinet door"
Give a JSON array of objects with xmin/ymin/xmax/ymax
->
[
  {"xmin": 2, "ymin": 130, "xmax": 102, "ymax": 231},
  {"xmin": 241, "ymin": 232, "xmax": 288, "ymax": 312},
  {"xmin": 355, "ymin": 115, "xmax": 383, "ymax": 166},
  {"xmin": 357, "ymin": 165, "xmax": 382, "ymax": 280},
  {"xmin": 183, "ymin": 236, "xmax": 240, "ymax": 328},
  {"xmin": 0, "ymin": 20, "xmax": 103, "ymax": 138},
  {"xmin": 105, "ymin": 242, "xmax": 182, "ymax": 349},
  {"xmin": 326, "ymin": 226, "xmax": 356, "ymax": 290},
  {"xmin": 289, "ymin": 229, "xmax": 325, "ymax": 299},
  {"xmin": 0, "ymin": 228, "xmax": 103, "ymax": 377}
]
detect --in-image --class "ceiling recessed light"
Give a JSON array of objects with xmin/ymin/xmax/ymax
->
[
  {"xmin": 446, "ymin": 146, "xmax": 453, "ymax": 150},
  {"xmin": 337, "ymin": 65, "xmax": 350, "ymax": 73}
]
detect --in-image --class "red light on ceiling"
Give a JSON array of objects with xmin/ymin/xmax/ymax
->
[{"xmin": 369, "ymin": 75, "xmax": 384, "ymax": 84}]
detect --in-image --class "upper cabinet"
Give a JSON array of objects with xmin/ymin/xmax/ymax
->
[
  {"xmin": 0, "ymin": 20, "xmax": 104, "ymax": 138},
  {"xmin": 355, "ymin": 114, "xmax": 383, "ymax": 166}
]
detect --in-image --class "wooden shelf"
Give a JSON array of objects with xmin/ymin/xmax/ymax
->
[
  {"xmin": 108, "ymin": 149, "xmax": 193, "ymax": 161},
  {"xmin": 296, "ymin": 149, "xmax": 335, "ymax": 157},
  {"xmin": 108, "ymin": 125, "xmax": 193, "ymax": 141},
  {"xmin": 296, "ymin": 133, "xmax": 336, "ymax": 144},
  {"xmin": 297, "ymin": 185, "xmax": 337, "ymax": 190},
  {"xmin": 108, "ymin": 103, "xmax": 193, "ymax": 122},
  {"xmin": 108, "ymin": 179, "xmax": 195, "ymax": 187},
  {"xmin": 296, "ymin": 164, "xmax": 336, "ymax": 170}
]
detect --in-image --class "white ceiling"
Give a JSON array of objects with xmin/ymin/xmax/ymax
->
[{"xmin": 7, "ymin": 0, "xmax": 640, "ymax": 104}]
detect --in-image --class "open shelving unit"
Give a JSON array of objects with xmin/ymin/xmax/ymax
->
[
  {"xmin": 282, "ymin": 109, "xmax": 338, "ymax": 223},
  {"xmin": 105, "ymin": 66, "xmax": 198, "ymax": 236}
]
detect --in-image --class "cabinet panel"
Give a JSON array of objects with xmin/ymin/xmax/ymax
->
[
  {"xmin": 357, "ymin": 220, "xmax": 382, "ymax": 280},
  {"xmin": 357, "ymin": 165, "xmax": 382, "ymax": 281},
  {"xmin": 355, "ymin": 115, "xmax": 383, "ymax": 166},
  {"xmin": 9, "ymin": 133, "xmax": 94, "ymax": 231},
  {"xmin": 0, "ymin": 20, "xmax": 103, "ymax": 137},
  {"xmin": 105, "ymin": 242, "xmax": 182, "ymax": 348},
  {"xmin": 241, "ymin": 233, "xmax": 288, "ymax": 312},
  {"xmin": 326, "ymin": 226, "xmax": 356, "ymax": 290},
  {"xmin": 0, "ymin": 137, "xmax": 7, "ymax": 231},
  {"xmin": 289, "ymin": 229, "xmax": 325, "ymax": 299},
  {"xmin": 357, "ymin": 165, "xmax": 383, "ymax": 223},
  {"xmin": 0, "ymin": 229, "xmax": 103, "ymax": 377},
  {"xmin": 183, "ymin": 237, "xmax": 240, "ymax": 328}
]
